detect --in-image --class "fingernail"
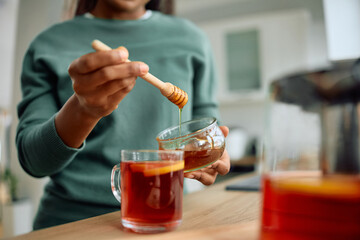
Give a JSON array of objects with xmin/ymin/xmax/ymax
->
[
  {"xmin": 187, "ymin": 174, "xmax": 194, "ymax": 179},
  {"xmin": 118, "ymin": 50, "xmax": 127, "ymax": 60},
  {"xmin": 140, "ymin": 64, "xmax": 149, "ymax": 75}
]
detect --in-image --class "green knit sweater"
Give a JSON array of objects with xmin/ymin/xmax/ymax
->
[{"xmin": 16, "ymin": 11, "xmax": 219, "ymax": 229}]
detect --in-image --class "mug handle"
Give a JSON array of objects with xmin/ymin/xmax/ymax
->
[{"xmin": 111, "ymin": 164, "xmax": 121, "ymax": 203}]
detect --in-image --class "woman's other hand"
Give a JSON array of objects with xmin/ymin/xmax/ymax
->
[{"xmin": 184, "ymin": 126, "xmax": 231, "ymax": 185}]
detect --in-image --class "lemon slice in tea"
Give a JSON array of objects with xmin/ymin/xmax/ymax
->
[
  {"xmin": 130, "ymin": 161, "xmax": 184, "ymax": 177},
  {"xmin": 143, "ymin": 161, "xmax": 184, "ymax": 177}
]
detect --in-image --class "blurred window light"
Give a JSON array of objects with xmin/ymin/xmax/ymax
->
[
  {"xmin": 323, "ymin": 0, "xmax": 360, "ymax": 60},
  {"xmin": 226, "ymin": 29, "xmax": 261, "ymax": 92}
]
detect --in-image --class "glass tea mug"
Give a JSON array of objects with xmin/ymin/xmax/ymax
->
[
  {"xmin": 261, "ymin": 59, "xmax": 360, "ymax": 239},
  {"xmin": 111, "ymin": 150, "xmax": 184, "ymax": 233}
]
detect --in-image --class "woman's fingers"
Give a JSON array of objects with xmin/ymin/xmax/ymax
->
[
  {"xmin": 219, "ymin": 126, "xmax": 229, "ymax": 137},
  {"xmin": 107, "ymin": 79, "xmax": 137, "ymax": 104},
  {"xmin": 75, "ymin": 77, "xmax": 135, "ymax": 105},
  {"xmin": 96, "ymin": 77, "xmax": 137, "ymax": 97},
  {"xmin": 185, "ymin": 168, "xmax": 218, "ymax": 186},
  {"xmin": 209, "ymin": 151, "xmax": 231, "ymax": 176},
  {"xmin": 69, "ymin": 49, "xmax": 129, "ymax": 74},
  {"xmin": 185, "ymin": 126, "xmax": 231, "ymax": 185},
  {"xmin": 214, "ymin": 126, "xmax": 231, "ymax": 175},
  {"xmin": 89, "ymin": 61, "xmax": 148, "ymax": 86},
  {"xmin": 184, "ymin": 150, "xmax": 230, "ymax": 185},
  {"xmin": 72, "ymin": 61, "xmax": 148, "ymax": 92}
]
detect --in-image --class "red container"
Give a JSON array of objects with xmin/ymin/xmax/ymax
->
[{"xmin": 261, "ymin": 172, "xmax": 360, "ymax": 240}]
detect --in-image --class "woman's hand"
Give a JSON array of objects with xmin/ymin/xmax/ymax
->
[
  {"xmin": 68, "ymin": 47, "xmax": 149, "ymax": 119},
  {"xmin": 55, "ymin": 47, "xmax": 149, "ymax": 148},
  {"xmin": 184, "ymin": 126, "xmax": 231, "ymax": 185}
]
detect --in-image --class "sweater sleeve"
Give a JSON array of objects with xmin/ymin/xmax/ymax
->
[
  {"xmin": 192, "ymin": 35, "xmax": 221, "ymax": 122},
  {"xmin": 16, "ymin": 46, "xmax": 84, "ymax": 178}
]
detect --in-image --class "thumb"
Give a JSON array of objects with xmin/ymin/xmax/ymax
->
[{"xmin": 219, "ymin": 126, "xmax": 229, "ymax": 138}]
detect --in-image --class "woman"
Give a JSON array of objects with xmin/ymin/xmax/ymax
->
[{"xmin": 16, "ymin": 0, "xmax": 230, "ymax": 230}]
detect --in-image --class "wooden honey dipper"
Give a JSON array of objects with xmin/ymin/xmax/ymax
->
[{"xmin": 91, "ymin": 40, "xmax": 188, "ymax": 109}]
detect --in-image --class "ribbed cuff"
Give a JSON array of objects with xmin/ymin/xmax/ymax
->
[{"xmin": 24, "ymin": 115, "xmax": 86, "ymax": 176}]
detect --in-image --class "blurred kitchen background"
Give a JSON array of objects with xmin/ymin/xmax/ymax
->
[{"xmin": 0, "ymin": 0, "xmax": 359, "ymax": 237}]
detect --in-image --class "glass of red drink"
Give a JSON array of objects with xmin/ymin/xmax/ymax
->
[
  {"xmin": 262, "ymin": 171, "xmax": 360, "ymax": 239},
  {"xmin": 262, "ymin": 65, "xmax": 360, "ymax": 239},
  {"xmin": 111, "ymin": 150, "xmax": 184, "ymax": 233},
  {"xmin": 156, "ymin": 117, "xmax": 225, "ymax": 173}
]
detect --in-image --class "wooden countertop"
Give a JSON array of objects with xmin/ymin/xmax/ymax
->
[{"xmin": 8, "ymin": 173, "xmax": 261, "ymax": 240}]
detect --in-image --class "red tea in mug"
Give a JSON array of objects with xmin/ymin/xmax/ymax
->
[
  {"xmin": 120, "ymin": 160, "xmax": 184, "ymax": 231},
  {"xmin": 261, "ymin": 172, "xmax": 360, "ymax": 240}
]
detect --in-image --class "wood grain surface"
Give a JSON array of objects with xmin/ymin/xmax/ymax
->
[{"xmin": 7, "ymin": 173, "xmax": 261, "ymax": 240}]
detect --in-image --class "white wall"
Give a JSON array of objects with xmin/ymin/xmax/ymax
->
[
  {"xmin": 202, "ymin": 10, "xmax": 316, "ymax": 138},
  {"xmin": 8, "ymin": 0, "xmax": 63, "ymax": 231},
  {"xmin": 177, "ymin": 0, "xmax": 329, "ymax": 140},
  {"xmin": 0, "ymin": 0, "xmax": 19, "ymax": 109},
  {"xmin": 323, "ymin": 0, "xmax": 360, "ymax": 60}
]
